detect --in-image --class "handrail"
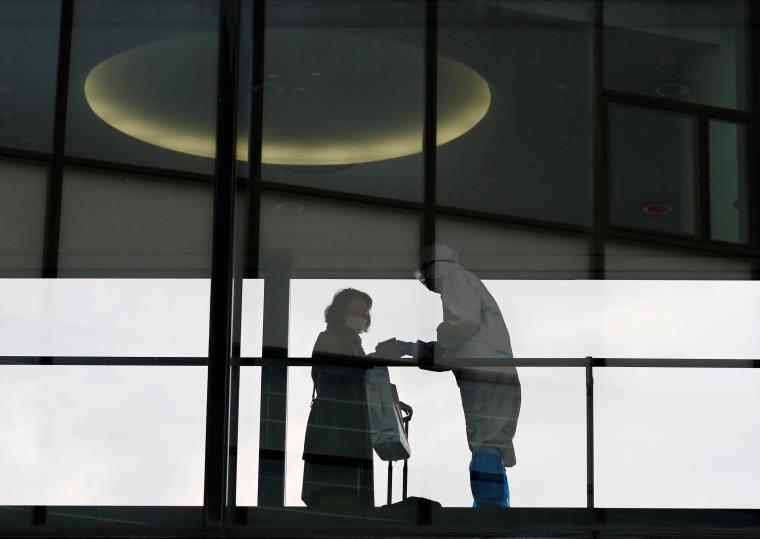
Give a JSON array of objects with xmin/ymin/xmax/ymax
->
[{"xmin": 0, "ymin": 356, "xmax": 757, "ymax": 368}]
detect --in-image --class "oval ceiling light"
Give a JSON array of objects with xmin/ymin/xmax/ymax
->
[{"xmin": 85, "ymin": 31, "xmax": 491, "ymax": 165}]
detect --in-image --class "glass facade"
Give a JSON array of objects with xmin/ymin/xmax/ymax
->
[
  {"xmin": 604, "ymin": 0, "xmax": 750, "ymax": 110},
  {"xmin": 65, "ymin": 0, "xmax": 220, "ymax": 174},
  {"xmin": 1, "ymin": 0, "xmax": 759, "ymax": 537},
  {"xmin": 437, "ymin": 1, "xmax": 594, "ymax": 225},
  {"xmin": 608, "ymin": 104, "xmax": 698, "ymax": 236}
]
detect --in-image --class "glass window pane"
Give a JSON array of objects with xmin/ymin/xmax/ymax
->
[
  {"xmin": 59, "ymin": 168, "xmax": 213, "ymax": 277},
  {"xmin": 241, "ymin": 0, "xmax": 425, "ymax": 201},
  {"xmin": 259, "ymin": 192, "xmax": 420, "ymax": 278},
  {"xmin": 595, "ymin": 368, "xmax": 760, "ymax": 508},
  {"xmin": 240, "ymin": 279, "xmax": 265, "ymax": 358},
  {"xmin": 502, "ymin": 367, "xmax": 586, "ymax": 506},
  {"xmin": 608, "ymin": 104, "xmax": 698, "ymax": 236},
  {"xmin": 65, "ymin": 0, "xmax": 219, "ymax": 174},
  {"xmin": 235, "ymin": 366, "xmax": 262, "ymax": 506},
  {"xmin": 437, "ymin": 216, "xmax": 589, "ymax": 279},
  {"xmin": 287, "ymin": 363, "xmax": 587, "ymax": 508},
  {"xmin": 0, "ymin": 1, "xmax": 61, "ymax": 153},
  {"xmin": 437, "ymin": 1, "xmax": 593, "ymax": 225},
  {"xmin": 285, "ymin": 280, "xmax": 586, "ymax": 507},
  {"xmin": 254, "ymin": 197, "xmax": 421, "ymax": 513},
  {"xmin": 710, "ymin": 121, "xmax": 749, "ymax": 243},
  {"xmin": 483, "ymin": 279, "xmax": 760, "ymax": 360},
  {"xmin": 0, "ymin": 160, "xmax": 47, "ymax": 276},
  {"xmin": 382, "ymin": 365, "xmax": 586, "ymax": 507},
  {"xmin": 0, "ymin": 366, "xmax": 206, "ymax": 505},
  {"xmin": 234, "ymin": 282, "xmax": 265, "ymax": 506},
  {"xmin": 285, "ymin": 279, "xmax": 440, "ymax": 510},
  {"xmin": 605, "ymin": 239, "xmax": 753, "ymax": 280},
  {"xmin": 0, "ymin": 279, "xmax": 209, "ymax": 357},
  {"xmin": 604, "ymin": 0, "xmax": 750, "ymax": 110}
]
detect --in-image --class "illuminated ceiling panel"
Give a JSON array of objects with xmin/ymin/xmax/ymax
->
[{"xmin": 85, "ymin": 30, "xmax": 491, "ymax": 165}]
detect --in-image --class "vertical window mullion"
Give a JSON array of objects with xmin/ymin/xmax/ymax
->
[
  {"xmin": 249, "ymin": 0, "xmax": 289, "ymax": 510},
  {"xmin": 589, "ymin": 0, "xmax": 604, "ymax": 513},
  {"xmin": 204, "ymin": 0, "xmax": 242, "ymax": 528},
  {"xmin": 423, "ymin": 0, "xmax": 438, "ymax": 249},
  {"xmin": 592, "ymin": 0, "xmax": 606, "ymax": 282},
  {"xmin": 42, "ymin": 0, "xmax": 74, "ymax": 279},
  {"xmin": 750, "ymin": 0, "xmax": 760, "ymax": 269}
]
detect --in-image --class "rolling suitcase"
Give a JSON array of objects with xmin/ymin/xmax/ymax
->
[{"xmin": 386, "ymin": 406, "xmax": 412, "ymax": 505}]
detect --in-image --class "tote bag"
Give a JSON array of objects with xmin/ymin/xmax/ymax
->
[{"xmin": 365, "ymin": 366, "xmax": 411, "ymax": 461}]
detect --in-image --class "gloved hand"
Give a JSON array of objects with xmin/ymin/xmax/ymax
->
[
  {"xmin": 418, "ymin": 341, "xmax": 451, "ymax": 372},
  {"xmin": 397, "ymin": 340, "xmax": 416, "ymax": 356},
  {"xmin": 420, "ymin": 341, "xmax": 446, "ymax": 359}
]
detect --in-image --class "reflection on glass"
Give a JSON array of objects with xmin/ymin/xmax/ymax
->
[
  {"xmin": 259, "ymin": 192, "xmax": 420, "ymax": 278},
  {"xmin": 59, "ymin": 168, "xmax": 213, "ymax": 276},
  {"xmin": 0, "ymin": 0, "xmax": 61, "ymax": 152},
  {"xmin": 0, "ymin": 366, "xmax": 207, "ymax": 505},
  {"xmin": 66, "ymin": 0, "xmax": 219, "ymax": 174},
  {"xmin": 437, "ymin": 1, "xmax": 593, "ymax": 225},
  {"xmin": 608, "ymin": 104, "xmax": 697, "ymax": 236},
  {"xmin": 285, "ymin": 279, "xmax": 586, "ymax": 508},
  {"xmin": 604, "ymin": 0, "xmax": 749, "ymax": 110},
  {"xmin": 237, "ymin": 0, "xmax": 426, "ymax": 201},
  {"xmin": 595, "ymin": 368, "xmax": 760, "ymax": 509},
  {"xmin": 710, "ymin": 121, "xmax": 749, "ymax": 243},
  {"xmin": 437, "ymin": 216, "xmax": 589, "ymax": 279},
  {"xmin": 0, "ymin": 160, "xmax": 47, "ymax": 275},
  {"xmin": 605, "ymin": 240, "xmax": 753, "ymax": 280}
]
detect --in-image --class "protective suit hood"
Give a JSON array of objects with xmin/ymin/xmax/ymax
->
[{"xmin": 421, "ymin": 260, "xmax": 462, "ymax": 294}]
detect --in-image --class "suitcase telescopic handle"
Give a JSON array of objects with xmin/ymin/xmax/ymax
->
[{"xmin": 388, "ymin": 407, "xmax": 412, "ymax": 505}]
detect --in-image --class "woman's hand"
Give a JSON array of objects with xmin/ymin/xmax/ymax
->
[
  {"xmin": 372, "ymin": 338, "xmax": 402, "ymax": 359},
  {"xmin": 398, "ymin": 400, "xmax": 413, "ymax": 420}
]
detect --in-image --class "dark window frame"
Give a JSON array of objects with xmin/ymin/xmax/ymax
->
[{"xmin": 0, "ymin": 0, "xmax": 759, "ymax": 536}]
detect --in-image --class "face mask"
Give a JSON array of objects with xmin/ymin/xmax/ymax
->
[{"xmin": 345, "ymin": 316, "xmax": 366, "ymax": 334}]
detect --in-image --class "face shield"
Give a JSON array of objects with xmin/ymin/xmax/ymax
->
[{"xmin": 415, "ymin": 262, "xmax": 443, "ymax": 293}]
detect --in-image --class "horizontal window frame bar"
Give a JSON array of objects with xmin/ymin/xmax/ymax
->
[
  {"xmin": 1, "ymin": 506, "xmax": 759, "ymax": 537},
  {"xmin": 0, "ymin": 145, "xmax": 52, "ymax": 164},
  {"xmin": 231, "ymin": 506, "xmax": 760, "ymax": 537},
  {"xmin": 435, "ymin": 203, "xmax": 591, "ymax": 235},
  {"xmin": 258, "ymin": 181, "xmax": 426, "ymax": 213},
  {"xmin": 1, "ymin": 357, "xmax": 758, "ymax": 368},
  {"xmin": 605, "ymin": 90, "xmax": 754, "ymax": 122},
  {"xmin": 605, "ymin": 225, "xmax": 760, "ymax": 257},
  {"xmin": 243, "ymin": 356, "xmax": 760, "ymax": 369},
  {"xmin": 0, "ymin": 357, "xmax": 207, "ymax": 366}
]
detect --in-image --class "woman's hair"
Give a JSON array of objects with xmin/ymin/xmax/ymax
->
[{"xmin": 324, "ymin": 288, "xmax": 372, "ymax": 330}]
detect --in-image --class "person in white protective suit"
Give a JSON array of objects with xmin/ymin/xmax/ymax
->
[{"xmin": 399, "ymin": 244, "xmax": 521, "ymax": 508}]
